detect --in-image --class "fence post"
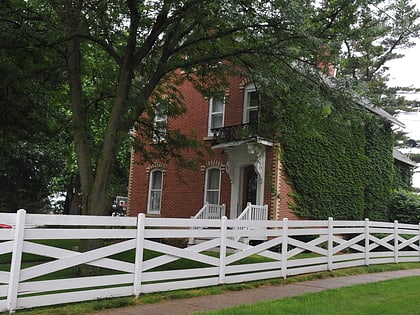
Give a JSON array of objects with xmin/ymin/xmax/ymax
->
[
  {"xmin": 327, "ymin": 217, "xmax": 333, "ymax": 271},
  {"xmin": 221, "ymin": 204, "xmax": 226, "ymax": 217},
  {"xmin": 364, "ymin": 218, "xmax": 370, "ymax": 266},
  {"xmin": 133, "ymin": 213, "xmax": 145, "ymax": 297},
  {"xmin": 418, "ymin": 223, "xmax": 420, "ymax": 263},
  {"xmin": 281, "ymin": 218, "xmax": 288, "ymax": 279},
  {"xmin": 219, "ymin": 216, "xmax": 227, "ymax": 284},
  {"xmin": 394, "ymin": 220, "xmax": 399, "ymax": 264},
  {"xmin": 6, "ymin": 209, "xmax": 26, "ymax": 312},
  {"xmin": 188, "ymin": 216, "xmax": 194, "ymax": 245}
]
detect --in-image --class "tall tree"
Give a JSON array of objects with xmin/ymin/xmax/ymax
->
[
  {"xmin": 0, "ymin": 25, "xmax": 69, "ymax": 212},
  {"xmin": 335, "ymin": 0, "xmax": 420, "ymax": 109},
  {"xmin": 1, "ymin": 0, "xmax": 418, "ymax": 217}
]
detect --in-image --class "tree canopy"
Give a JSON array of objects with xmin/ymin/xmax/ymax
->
[{"xmin": 1, "ymin": 0, "xmax": 419, "ymax": 215}]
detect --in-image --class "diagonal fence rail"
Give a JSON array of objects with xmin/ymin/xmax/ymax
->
[{"xmin": 0, "ymin": 210, "xmax": 419, "ymax": 313}]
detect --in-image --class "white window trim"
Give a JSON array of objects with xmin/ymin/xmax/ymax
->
[
  {"xmin": 243, "ymin": 84, "xmax": 258, "ymax": 124},
  {"xmin": 208, "ymin": 95, "xmax": 225, "ymax": 137},
  {"xmin": 147, "ymin": 169, "xmax": 163, "ymax": 214},
  {"xmin": 153, "ymin": 104, "xmax": 168, "ymax": 143},
  {"xmin": 204, "ymin": 167, "xmax": 221, "ymax": 205}
]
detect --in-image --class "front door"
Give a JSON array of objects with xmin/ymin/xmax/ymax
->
[{"xmin": 242, "ymin": 165, "xmax": 257, "ymax": 210}]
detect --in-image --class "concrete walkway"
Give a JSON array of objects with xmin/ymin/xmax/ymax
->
[{"xmin": 92, "ymin": 269, "xmax": 420, "ymax": 315}]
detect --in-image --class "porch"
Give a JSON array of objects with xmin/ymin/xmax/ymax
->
[
  {"xmin": 210, "ymin": 124, "xmax": 273, "ymax": 219},
  {"xmin": 189, "ymin": 202, "xmax": 268, "ymax": 245},
  {"xmin": 211, "ymin": 123, "xmax": 273, "ymax": 147}
]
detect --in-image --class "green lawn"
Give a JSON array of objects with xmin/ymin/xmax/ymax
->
[
  {"xmin": 194, "ymin": 276, "xmax": 420, "ymax": 315},
  {"xmin": 1, "ymin": 239, "xmax": 419, "ymax": 315}
]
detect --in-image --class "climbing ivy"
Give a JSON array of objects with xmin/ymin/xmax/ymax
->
[
  {"xmin": 363, "ymin": 118, "xmax": 394, "ymax": 220},
  {"xmin": 394, "ymin": 161, "xmax": 414, "ymax": 191},
  {"xmin": 273, "ymin": 96, "xmax": 395, "ymax": 221}
]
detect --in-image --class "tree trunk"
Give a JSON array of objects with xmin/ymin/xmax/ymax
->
[
  {"xmin": 64, "ymin": 1, "xmax": 103, "ymax": 276},
  {"xmin": 63, "ymin": 186, "xmax": 81, "ymax": 215},
  {"xmin": 64, "ymin": 1, "xmax": 95, "ymax": 217}
]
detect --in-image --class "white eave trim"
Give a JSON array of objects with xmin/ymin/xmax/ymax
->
[
  {"xmin": 393, "ymin": 148, "xmax": 417, "ymax": 167},
  {"xmin": 320, "ymin": 74, "xmax": 405, "ymax": 128},
  {"xmin": 212, "ymin": 136, "xmax": 273, "ymax": 149},
  {"xmin": 356, "ymin": 97, "xmax": 405, "ymax": 128}
]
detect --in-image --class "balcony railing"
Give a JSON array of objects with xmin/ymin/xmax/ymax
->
[{"xmin": 211, "ymin": 123, "xmax": 271, "ymax": 146}]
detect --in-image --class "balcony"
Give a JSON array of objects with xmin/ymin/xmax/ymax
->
[{"xmin": 211, "ymin": 123, "xmax": 273, "ymax": 147}]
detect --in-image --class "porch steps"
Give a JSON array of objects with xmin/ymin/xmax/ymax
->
[{"xmin": 188, "ymin": 203, "xmax": 268, "ymax": 246}]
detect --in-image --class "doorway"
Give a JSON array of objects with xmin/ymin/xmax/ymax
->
[{"xmin": 241, "ymin": 165, "xmax": 257, "ymax": 210}]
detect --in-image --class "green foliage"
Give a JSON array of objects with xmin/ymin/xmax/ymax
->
[
  {"xmin": 277, "ymin": 102, "xmax": 366, "ymax": 219},
  {"xmin": 270, "ymin": 90, "xmax": 395, "ymax": 220},
  {"xmin": 363, "ymin": 119, "xmax": 394, "ymax": 220},
  {"xmin": 388, "ymin": 190, "xmax": 420, "ymax": 224},
  {"xmin": 1, "ymin": 0, "xmax": 419, "ymax": 217},
  {"xmin": 407, "ymin": 153, "xmax": 420, "ymax": 163},
  {"xmin": 393, "ymin": 161, "xmax": 414, "ymax": 191},
  {"xmin": 0, "ymin": 31, "xmax": 69, "ymax": 213}
]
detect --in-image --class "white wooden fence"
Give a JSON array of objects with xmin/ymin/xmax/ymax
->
[{"xmin": 0, "ymin": 209, "xmax": 419, "ymax": 313}]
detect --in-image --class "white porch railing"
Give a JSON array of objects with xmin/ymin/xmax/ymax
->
[
  {"xmin": 235, "ymin": 203, "xmax": 269, "ymax": 242},
  {"xmin": 189, "ymin": 203, "xmax": 226, "ymax": 244},
  {"xmin": 237, "ymin": 202, "xmax": 268, "ymax": 221},
  {"xmin": 193, "ymin": 203, "xmax": 226, "ymax": 220}
]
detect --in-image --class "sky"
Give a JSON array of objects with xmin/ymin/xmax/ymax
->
[{"xmin": 385, "ymin": 2, "xmax": 420, "ymax": 188}]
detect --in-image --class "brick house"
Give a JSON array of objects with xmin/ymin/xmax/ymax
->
[
  {"xmin": 128, "ymin": 73, "xmax": 299, "ymax": 220},
  {"xmin": 127, "ymin": 73, "xmax": 407, "ymax": 221}
]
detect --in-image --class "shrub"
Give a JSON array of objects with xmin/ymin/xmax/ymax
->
[{"xmin": 388, "ymin": 190, "xmax": 420, "ymax": 224}]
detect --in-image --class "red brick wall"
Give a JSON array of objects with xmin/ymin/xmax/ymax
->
[
  {"xmin": 128, "ymin": 147, "xmax": 233, "ymax": 218},
  {"xmin": 128, "ymin": 75, "xmax": 300, "ymax": 220},
  {"xmin": 265, "ymin": 144, "xmax": 299, "ymax": 220}
]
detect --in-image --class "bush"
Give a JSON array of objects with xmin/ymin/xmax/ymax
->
[{"xmin": 388, "ymin": 190, "xmax": 420, "ymax": 224}]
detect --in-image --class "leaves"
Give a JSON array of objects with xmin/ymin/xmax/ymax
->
[{"xmin": 1, "ymin": 0, "xmax": 419, "ymax": 215}]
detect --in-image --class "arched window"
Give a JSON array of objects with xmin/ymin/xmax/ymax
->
[
  {"xmin": 204, "ymin": 167, "xmax": 221, "ymax": 205},
  {"xmin": 148, "ymin": 169, "xmax": 163, "ymax": 214}
]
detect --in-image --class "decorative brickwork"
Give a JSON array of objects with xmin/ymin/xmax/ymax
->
[
  {"xmin": 128, "ymin": 74, "xmax": 301, "ymax": 221},
  {"xmin": 146, "ymin": 162, "xmax": 166, "ymax": 175},
  {"xmin": 200, "ymin": 160, "xmax": 226, "ymax": 173}
]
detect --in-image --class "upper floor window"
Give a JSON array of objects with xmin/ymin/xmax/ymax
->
[
  {"xmin": 204, "ymin": 167, "xmax": 221, "ymax": 205},
  {"xmin": 243, "ymin": 85, "xmax": 259, "ymax": 125},
  {"xmin": 208, "ymin": 95, "xmax": 225, "ymax": 136},
  {"xmin": 153, "ymin": 103, "xmax": 167, "ymax": 142},
  {"xmin": 148, "ymin": 169, "xmax": 163, "ymax": 214}
]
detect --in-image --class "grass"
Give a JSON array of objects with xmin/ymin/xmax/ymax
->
[
  {"xmin": 0, "ymin": 239, "xmax": 419, "ymax": 314},
  {"xmin": 4, "ymin": 262, "xmax": 419, "ymax": 315},
  {"xmin": 194, "ymin": 276, "xmax": 420, "ymax": 315}
]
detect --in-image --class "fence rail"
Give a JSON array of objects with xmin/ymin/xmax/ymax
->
[{"xmin": 0, "ymin": 210, "xmax": 419, "ymax": 313}]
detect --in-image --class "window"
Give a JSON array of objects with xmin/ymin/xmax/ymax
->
[
  {"xmin": 148, "ymin": 170, "xmax": 163, "ymax": 214},
  {"xmin": 244, "ymin": 85, "xmax": 259, "ymax": 124},
  {"xmin": 153, "ymin": 103, "xmax": 167, "ymax": 142},
  {"xmin": 208, "ymin": 95, "xmax": 225, "ymax": 136},
  {"xmin": 204, "ymin": 168, "xmax": 221, "ymax": 204}
]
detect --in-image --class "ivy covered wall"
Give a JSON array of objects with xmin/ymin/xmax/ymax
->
[
  {"xmin": 363, "ymin": 119, "xmax": 394, "ymax": 220},
  {"xmin": 394, "ymin": 161, "xmax": 414, "ymax": 191},
  {"xmin": 275, "ymin": 99, "xmax": 395, "ymax": 221}
]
